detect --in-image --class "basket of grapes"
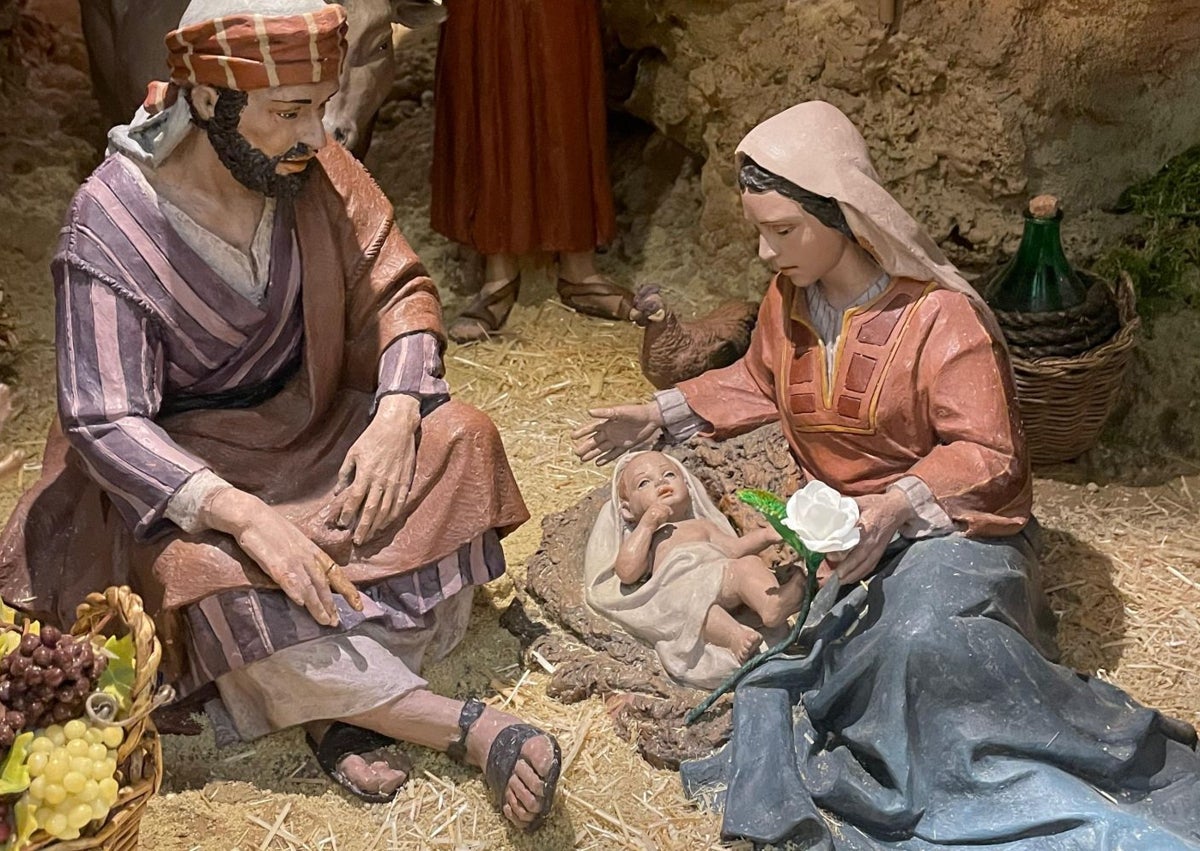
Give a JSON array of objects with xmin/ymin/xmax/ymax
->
[{"xmin": 0, "ymin": 586, "xmax": 170, "ymax": 850}]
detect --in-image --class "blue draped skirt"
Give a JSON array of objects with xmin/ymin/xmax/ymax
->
[{"xmin": 681, "ymin": 531, "xmax": 1200, "ymax": 850}]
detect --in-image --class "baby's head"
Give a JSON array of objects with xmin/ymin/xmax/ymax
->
[{"xmin": 616, "ymin": 452, "xmax": 694, "ymax": 525}]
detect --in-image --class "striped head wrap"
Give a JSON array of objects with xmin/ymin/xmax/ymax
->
[{"xmin": 144, "ymin": 4, "xmax": 348, "ymax": 115}]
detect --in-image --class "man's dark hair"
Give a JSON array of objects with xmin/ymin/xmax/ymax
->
[
  {"xmin": 737, "ymin": 154, "xmax": 855, "ymax": 242},
  {"xmin": 186, "ymin": 86, "xmax": 314, "ymax": 199}
]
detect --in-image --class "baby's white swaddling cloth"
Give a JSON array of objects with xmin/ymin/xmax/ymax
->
[{"xmin": 584, "ymin": 452, "xmax": 740, "ymax": 688}]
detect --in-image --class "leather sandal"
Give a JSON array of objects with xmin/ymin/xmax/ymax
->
[
  {"xmin": 305, "ymin": 722, "xmax": 411, "ymax": 804},
  {"xmin": 448, "ymin": 697, "xmax": 562, "ymax": 831},
  {"xmin": 448, "ymin": 275, "xmax": 521, "ymax": 343},
  {"xmin": 556, "ymin": 277, "xmax": 635, "ymax": 321}
]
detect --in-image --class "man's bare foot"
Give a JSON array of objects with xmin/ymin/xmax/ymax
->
[
  {"xmin": 463, "ymin": 705, "xmax": 559, "ymax": 829},
  {"xmin": 336, "ymin": 751, "xmax": 412, "ymax": 796},
  {"xmin": 704, "ymin": 605, "xmax": 764, "ymax": 663},
  {"xmin": 305, "ymin": 721, "xmax": 411, "ymax": 801}
]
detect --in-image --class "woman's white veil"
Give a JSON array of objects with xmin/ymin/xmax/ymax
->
[{"xmin": 736, "ymin": 100, "xmax": 1001, "ymax": 333}]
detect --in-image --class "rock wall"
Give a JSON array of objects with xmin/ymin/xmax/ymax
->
[{"xmin": 604, "ymin": 0, "xmax": 1200, "ymax": 270}]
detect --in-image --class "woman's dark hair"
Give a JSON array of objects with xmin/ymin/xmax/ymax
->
[{"xmin": 738, "ymin": 154, "xmax": 855, "ymax": 242}]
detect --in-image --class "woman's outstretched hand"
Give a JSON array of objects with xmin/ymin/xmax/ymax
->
[
  {"xmin": 824, "ymin": 489, "xmax": 916, "ymax": 584},
  {"xmin": 572, "ymin": 402, "xmax": 663, "ymax": 465}
]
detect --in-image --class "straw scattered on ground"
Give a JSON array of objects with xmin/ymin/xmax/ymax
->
[{"xmin": 133, "ymin": 301, "xmax": 1199, "ymax": 851}]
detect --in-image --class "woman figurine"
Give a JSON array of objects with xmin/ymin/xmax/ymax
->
[
  {"xmin": 432, "ymin": 0, "xmax": 634, "ymax": 342},
  {"xmin": 573, "ymin": 101, "xmax": 1200, "ymax": 849}
]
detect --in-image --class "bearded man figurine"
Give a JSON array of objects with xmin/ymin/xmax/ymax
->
[{"xmin": 0, "ymin": 0, "xmax": 559, "ymax": 829}]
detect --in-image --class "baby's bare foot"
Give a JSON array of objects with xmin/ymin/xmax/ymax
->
[
  {"xmin": 730, "ymin": 624, "xmax": 763, "ymax": 663},
  {"xmin": 705, "ymin": 605, "xmax": 765, "ymax": 662}
]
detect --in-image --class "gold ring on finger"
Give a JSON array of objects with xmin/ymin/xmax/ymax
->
[{"xmin": 323, "ymin": 560, "xmax": 337, "ymax": 575}]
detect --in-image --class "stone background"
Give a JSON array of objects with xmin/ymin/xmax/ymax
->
[{"xmin": 604, "ymin": 0, "xmax": 1200, "ymax": 272}]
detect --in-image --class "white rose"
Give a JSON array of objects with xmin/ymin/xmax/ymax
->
[{"xmin": 782, "ymin": 481, "xmax": 861, "ymax": 553}]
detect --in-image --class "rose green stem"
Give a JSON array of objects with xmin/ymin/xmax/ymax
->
[{"xmin": 685, "ymin": 551, "xmax": 823, "ymax": 725}]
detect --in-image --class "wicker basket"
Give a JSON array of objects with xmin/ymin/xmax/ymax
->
[
  {"xmin": 24, "ymin": 586, "xmax": 167, "ymax": 851},
  {"xmin": 1009, "ymin": 273, "xmax": 1140, "ymax": 465}
]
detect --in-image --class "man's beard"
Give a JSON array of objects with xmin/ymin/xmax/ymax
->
[{"xmin": 196, "ymin": 88, "xmax": 314, "ymax": 199}]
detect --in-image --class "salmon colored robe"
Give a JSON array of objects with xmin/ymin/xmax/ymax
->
[{"xmin": 677, "ymin": 275, "xmax": 1032, "ymax": 537}]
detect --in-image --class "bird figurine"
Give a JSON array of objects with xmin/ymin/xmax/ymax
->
[{"xmin": 629, "ymin": 285, "xmax": 759, "ymax": 390}]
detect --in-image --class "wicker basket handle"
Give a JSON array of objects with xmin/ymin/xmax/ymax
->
[{"xmin": 71, "ymin": 586, "xmax": 165, "ymax": 763}]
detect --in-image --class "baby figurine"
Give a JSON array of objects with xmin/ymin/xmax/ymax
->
[{"xmin": 584, "ymin": 451, "xmax": 805, "ymax": 688}]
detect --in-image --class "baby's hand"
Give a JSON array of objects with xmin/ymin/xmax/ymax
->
[{"xmin": 640, "ymin": 502, "xmax": 673, "ymax": 529}]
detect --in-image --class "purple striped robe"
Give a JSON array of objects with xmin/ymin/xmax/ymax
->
[
  {"xmin": 56, "ymin": 157, "xmax": 448, "ymax": 540},
  {"xmin": 0, "ymin": 144, "xmax": 529, "ymax": 680}
]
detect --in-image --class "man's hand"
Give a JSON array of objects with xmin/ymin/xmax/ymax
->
[
  {"xmin": 201, "ymin": 488, "xmax": 363, "ymax": 626},
  {"xmin": 572, "ymin": 403, "xmax": 663, "ymax": 465},
  {"xmin": 824, "ymin": 489, "xmax": 915, "ymax": 585},
  {"xmin": 328, "ymin": 394, "xmax": 421, "ymax": 546}
]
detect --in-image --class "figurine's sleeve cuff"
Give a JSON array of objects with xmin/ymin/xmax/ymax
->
[
  {"xmin": 888, "ymin": 475, "xmax": 956, "ymax": 539},
  {"xmin": 654, "ymin": 388, "xmax": 712, "ymax": 443},
  {"xmin": 374, "ymin": 331, "xmax": 450, "ymax": 417},
  {"xmin": 165, "ymin": 469, "xmax": 234, "ymax": 534}
]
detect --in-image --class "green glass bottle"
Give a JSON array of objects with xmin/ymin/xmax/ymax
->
[{"xmin": 983, "ymin": 195, "xmax": 1089, "ymax": 312}]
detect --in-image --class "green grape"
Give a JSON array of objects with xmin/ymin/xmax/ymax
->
[
  {"xmin": 92, "ymin": 757, "xmax": 116, "ymax": 782},
  {"xmin": 42, "ymin": 782, "xmax": 67, "ymax": 806},
  {"xmin": 100, "ymin": 726, "xmax": 124, "ymax": 749},
  {"xmin": 29, "ymin": 736, "xmax": 54, "ymax": 755},
  {"xmin": 77, "ymin": 779, "xmax": 100, "ymax": 804},
  {"xmin": 67, "ymin": 802, "xmax": 94, "ymax": 830},
  {"xmin": 44, "ymin": 810, "xmax": 68, "ymax": 835},
  {"xmin": 43, "ymin": 753, "xmax": 68, "ymax": 783},
  {"xmin": 26, "ymin": 751, "xmax": 48, "ymax": 777},
  {"xmin": 62, "ymin": 771, "xmax": 86, "ymax": 795},
  {"xmin": 20, "ymin": 721, "xmax": 123, "ymax": 840},
  {"xmin": 65, "ymin": 738, "xmax": 89, "ymax": 758}
]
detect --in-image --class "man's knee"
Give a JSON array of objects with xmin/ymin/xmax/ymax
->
[
  {"xmin": 432, "ymin": 398, "xmax": 501, "ymax": 439},
  {"xmin": 428, "ymin": 399, "xmax": 505, "ymax": 455}
]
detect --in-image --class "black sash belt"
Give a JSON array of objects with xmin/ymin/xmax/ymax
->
[{"xmin": 159, "ymin": 353, "xmax": 302, "ymax": 417}]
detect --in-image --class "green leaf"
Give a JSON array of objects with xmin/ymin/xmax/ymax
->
[
  {"xmin": 0, "ymin": 731, "xmax": 32, "ymax": 796},
  {"xmin": 735, "ymin": 488, "xmax": 787, "ymax": 520},
  {"xmin": 12, "ymin": 795, "xmax": 37, "ymax": 851},
  {"xmin": 0, "ymin": 604, "xmax": 22, "ymax": 661},
  {"xmin": 98, "ymin": 633, "xmax": 137, "ymax": 714},
  {"xmin": 0, "ymin": 632, "xmax": 19, "ymax": 662}
]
